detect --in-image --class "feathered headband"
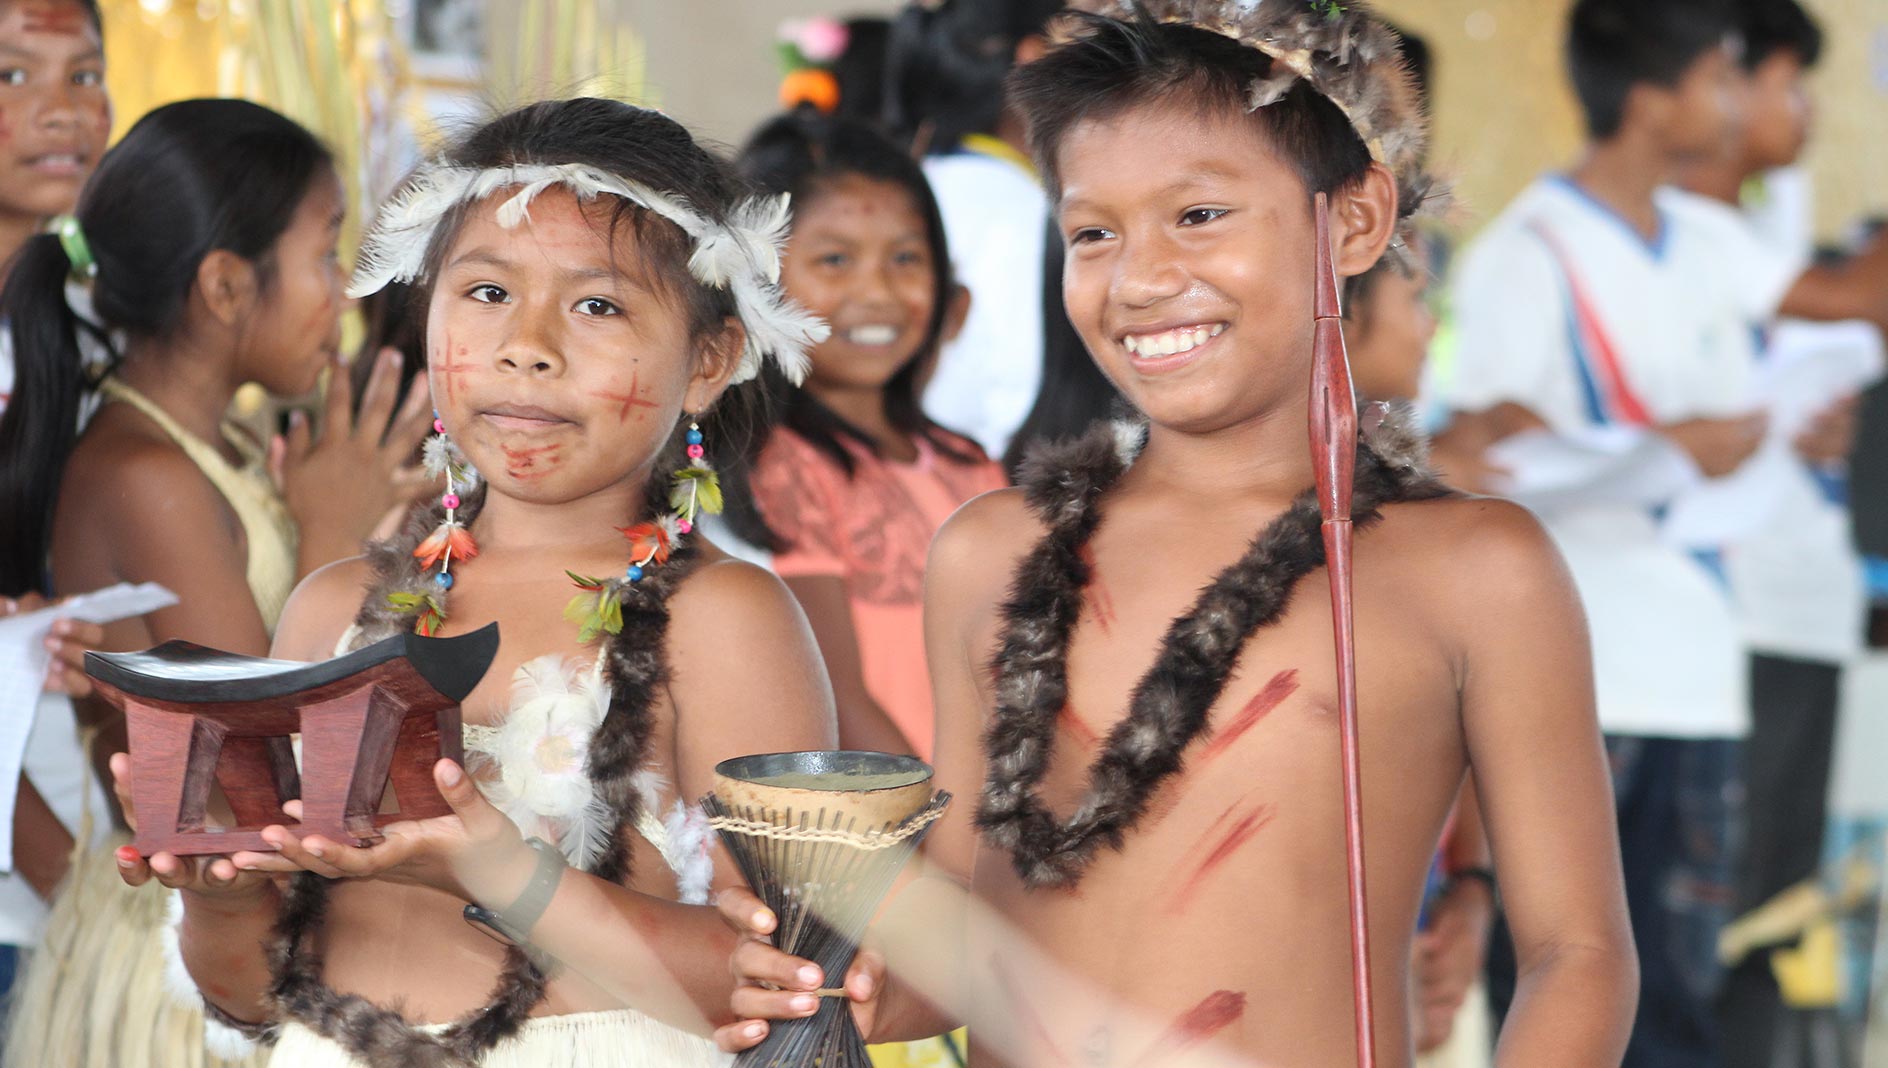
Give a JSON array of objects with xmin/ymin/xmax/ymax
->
[
  {"xmin": 1069, "ymin": 0, "xmax": 1429, "ymax": 205},
  {"xmin": 348, "ymin": 161, "xmax": 830, "ymax": 384}
]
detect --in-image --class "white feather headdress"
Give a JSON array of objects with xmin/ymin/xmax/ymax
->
[{"xmin": 348, "ymin": 161, "xmax": 829, "ymax": 384}]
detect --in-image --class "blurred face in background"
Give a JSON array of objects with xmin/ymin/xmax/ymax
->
[
  {"xmin": 0, "ymin": 0, "xmax": 108, "ymax": 223},
  {"xmin": 1344, "ymin": 246, "xmax": 1436, "ymax": 404},
  {"xmin": 1739, "ymin": 50, "xmax": 1813, "ymax": 172},
  {"xmin": 1654, "ymin": 38, "xmax": 1744, "ymax": 162}
]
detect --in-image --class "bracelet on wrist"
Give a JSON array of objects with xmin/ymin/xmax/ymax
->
[{"xmin": 462, "ymin": 837, "xmax": 566, "ymax": 961}]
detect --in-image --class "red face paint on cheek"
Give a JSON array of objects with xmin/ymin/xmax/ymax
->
[
  {"xmin": 591, "ymin": 370, "xmax": 660, "ymax": 424},
  {"xmin": 501, "ymin": 443, "xmax": 562, "ymax": 481},
  {"xmin": 1196, "ymin": 669, "xmax": 1299, "ymax": 766},
  {"xmin": 1166, "ymin": 798, "xmax": 1275, "ymax": 914},
  {"xmin": 432, "ymin": 337, "xmax": 480, "ymax": 405}
]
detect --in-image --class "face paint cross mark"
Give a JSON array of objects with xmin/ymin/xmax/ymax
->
[
  {"xmin": 431, "ymin": 338, "xmax": 477, "ymax": 405},
  {"xmin": 592, "ymin": 371, "xmax": 661, "ymax": 423},
  {"xmin": 1166, "ymin": 796, "xmax": 1275, "ymax": 914}
]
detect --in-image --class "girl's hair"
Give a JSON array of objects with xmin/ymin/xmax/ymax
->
[
  {"xmin": 0, "ymin": 98, "xmax": 332, "ymax": 596},
  {"xmin": 408, "ymin": 97, "xmax": 779, "ymax": 549},
  {"xmin": 1004, "ymin": 215, "xmax": 1122, "ymax": 476},
  {"xmin": 735, "ymin": 109, "xmax": 981, "ymax": 545},
  {"xmin": 883, "ymin": 0, "xmax": 1063, "ymax": 151}
]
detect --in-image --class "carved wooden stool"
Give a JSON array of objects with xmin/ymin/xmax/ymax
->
[{"xmin": 85, "ymin": 624, "xmax": 498, "ymax": 857}]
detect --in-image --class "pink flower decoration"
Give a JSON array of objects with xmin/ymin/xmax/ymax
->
[{"xmin": 796, "ymin": 17, "xmax": 850, "ymax": 64}]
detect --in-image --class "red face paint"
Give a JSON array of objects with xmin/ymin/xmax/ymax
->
[
  {"xmin": 989, "ymin": 956, "xmax": 1074, "ymax": 1067},
  {"xmin": 1077, "ymin": 545, "xmax": 1117, "ymax": 636},
  {"xmin": 1167, "ymin": 799, "xmax": 1275, "ymax": 913},
  {"xmin": 591, "ymin": 370, "xmax": 660, "ymax": 423},
  {"xmin": 1130, "ymin": 990, "xmax": 1248, "ymax": 1066},
  {"xmin": 431, "ymin": 339, "xmax": 478, "ymax": 405},
  {"xmin": 20, "ymin": 5, "xmax": 87, "ymax": 35},
  {"xmin": 501, "ymin": 443, "xmax": 561, "ymax": 481},
  {"xmin": 1196, "ymin": 669, "xmax": 1300, "ymax": 766}
]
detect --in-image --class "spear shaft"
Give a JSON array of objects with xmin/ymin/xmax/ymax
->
[{"xmin": 1309, "ymin": 192, "xmax": 1376, "ymax": 1068}]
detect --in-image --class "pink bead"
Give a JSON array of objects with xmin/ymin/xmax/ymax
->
[
  {"xmin": 686, "ymin": 444, "xmax": 705, "ymax": 459},
  {"xmin": 676, "ymin": 519, "xmax": 693, "ymax": 535},
  {"xmin": 442, "ymin": 493, "xmax": 461, "ymax": 510},
  {"xmin": 433, "ymin": 419, "xmax": 446, "ymax": 434}
]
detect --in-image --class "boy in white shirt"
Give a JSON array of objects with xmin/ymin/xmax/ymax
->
[
  {"xmin": 1436, "ymin": 0, "xmax": 1882, "ymax": 1062},
  {"xmin": 1675, "ymin": 0, "xmax": 1885, "ymax": 1060}
]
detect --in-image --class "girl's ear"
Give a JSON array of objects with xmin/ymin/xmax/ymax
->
[
  {"xmin": 1331, "ymin": 162, "xmax": 1399, "ymax": 280},
  {"xmin": 195, "ymin": 249, "xmax": 261, "ymax": 328},
  {"xmin": 942, "ymin": 284, "xmax": 972, "ymax": 345},
  {"xmin": 683, "ymin": 315, "xmax": 748, "ymax": 413}
]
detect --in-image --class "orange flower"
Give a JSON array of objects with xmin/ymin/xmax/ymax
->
[
  {"xmin": 414, "ymin": 522, "xmax": 479, "ymax": 570},
  {"xmin": 779, "ymin": 68, "xmax": 839, "ymax": 113},
  {"xmin": 617, "ymin": 522, "xmax": 672, "ymax": 566}
]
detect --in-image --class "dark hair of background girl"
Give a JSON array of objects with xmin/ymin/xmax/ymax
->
[
  {"xmin": 406, "ymin": 96, "xmax": 779, "ymax": 550},
  {"xmin": 735, "ymin": 108, "xmax": 981, "ymax": 549},
  {"xmin": 1002, "ymin": 216, "xmax": 1123, "ymax": 476},
  {"xmin": 0, "ymin": 98, "xmax": 333, "ymax": 596},
  {"xmin": 883, "ymin": 0, "xmax": 1064, "ymax": 152}
]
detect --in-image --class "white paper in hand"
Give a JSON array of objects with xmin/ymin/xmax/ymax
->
[{"xmin": 0, "ymin": 582, "xmax": 177, "ymax": 871}]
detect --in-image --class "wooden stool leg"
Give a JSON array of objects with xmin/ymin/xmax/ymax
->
[
  {"xmin": 126, "ymin": 705, "xmax": 223, "ymax": 856},
  {"xmin": 300, "ymin": 688, "xmax": 408, "ymax": 846},
  {"xmin": 379, "ymin": 706, "xmax": 461, "ymax": 826}
]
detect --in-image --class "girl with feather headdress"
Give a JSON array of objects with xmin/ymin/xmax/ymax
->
[{"xmin": 108, "ymin": 97, "xmax": 839, "ymax": 1068}]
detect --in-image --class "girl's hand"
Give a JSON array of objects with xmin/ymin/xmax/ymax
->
[
  {"xmin": 108, "ymin": 752, "xmax": 274, "ymax": 902},
  {"xmin": 1, "ymin": 595, "xmax": 107, "ymax": 699},
  {"xmin": 231, "ymin": 760, "xmax": 533, "ymax": 906},
  {"xmin": 270, "ymin": 348, "xmax": 434, "ymax": 569},
  {"xmin": 715, "ymin": 887, "xmax": 885, "ymax": 1052}
]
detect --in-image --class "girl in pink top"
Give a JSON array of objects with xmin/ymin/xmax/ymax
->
[{"xmin": 736, "ymin": 111, "xmax": 1008, "ymax": 759}]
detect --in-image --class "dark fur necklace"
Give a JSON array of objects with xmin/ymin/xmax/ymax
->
[
  {"xmin": 266, "ymin": 484, "xmax": 700, "ymax": 1068},
  {"xmin": 976, "ymin": 407, "xmax": 1446, "ymax": 889}
]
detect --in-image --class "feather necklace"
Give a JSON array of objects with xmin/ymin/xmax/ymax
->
[
  {"xmin": 267, "ymin": 473, "xmax": 705, "ymax": 1068},
  {"xmin": 977, "ymin": 405, "xmax": 1446, "ymax": 889}
]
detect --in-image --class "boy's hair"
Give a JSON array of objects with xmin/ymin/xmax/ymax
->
[
  {"xmin": 883, "ymin": 0, "xmax": 1063, "ymax": 151},
  {"xmin": 0, "ymin": 99, "xmax": 331, "ymax": 596},
  {"xmin": 736, "ymin": 110, "xmax": 982, "ymax": 546},
  {"xmin": 4, "ymin": 0, "xmax": 102, "ymax": 34},
  {"xmin": 1011, "ymin": 12, "xmax": 1400, "ymax": 221},
  {"xmin": 1566, "ymin": 0, "xmax": 1738, "ymax": 139},
  {"xmin": 1738, "ymin": 0, "xmax": 1821, "ymax": 71},
  {"xmin": 410, "ymin": 97, "xmax": 778, "ymax": 550}
]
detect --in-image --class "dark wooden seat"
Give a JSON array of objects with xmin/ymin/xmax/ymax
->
[{"xmin": 85, "ymin": 624, "xmax": 499, "ymax": 857}]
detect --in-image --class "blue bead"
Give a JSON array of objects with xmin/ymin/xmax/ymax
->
[
  {"xmin": 626, "ymin": 565, "xmax": 645, "ymax": 582},
  {"xmin": 685, "ymin": 429, "xmax": 703, "ymax": 446},
  {"xmin": 434, "ymin": 572, "xmax": 454, "ymax": 589}
]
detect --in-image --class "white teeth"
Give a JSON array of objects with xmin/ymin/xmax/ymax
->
[
  {"xmin": 1124, "ymin": 323, "xmax": 1225, "ymax": 358},
  {"xmin": 846, "ymin": 325, "xmax": 899, "ymax": 346}
]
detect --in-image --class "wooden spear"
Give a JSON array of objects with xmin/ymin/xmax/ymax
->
[{"xmin": 1309, "ymin": 191, "xmax": 1377, "ymax": 1068}]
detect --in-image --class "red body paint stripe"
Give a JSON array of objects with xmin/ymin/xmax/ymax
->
[
  {"xmin": 1167, "ymin": 800, "xmax": 1275, "ymax": 913},
  {"xmin": 1077, "ymin": 545, "xmax": 1117, "ymax": 635},
  {"xmin": 1131, "ymin": 989, "xmax": 1249, "ymax": 1066},
  {"xmin": 1197, "ymin": 669, "xmax": 1299, "ymax": 765},
  {"xmin": 989, "ymin": 956, "xmax": 1074, "ymax": 1067}
]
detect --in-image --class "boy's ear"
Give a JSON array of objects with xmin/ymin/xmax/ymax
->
[
  {"xmin": 1331, "ymin": 162, "xmax": 1399, "ymax": 280},
  {"xmin": 942, "ymin": 284, "xmax": 972, "ymax": 345},
  {"xmin": 684, "ymin": 315, "xmax": 748, "ymax": 413},
  {"xmin": 195, "ymin": 249, "xmax": 260, "ymax": 328}
]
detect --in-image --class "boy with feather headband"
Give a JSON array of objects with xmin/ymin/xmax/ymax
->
[{"xmin": 720, "ymin": 2, "xmax": 1637, "ymax": 1066}]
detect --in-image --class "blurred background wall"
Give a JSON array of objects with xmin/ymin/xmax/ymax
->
[{"xmin": 95, "ymin": 0, "xmax": 1888, "ymax": 241}]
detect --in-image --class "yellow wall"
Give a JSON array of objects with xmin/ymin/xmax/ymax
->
[{"xmin": 1375, "ymin": 0, "xmax": 1888, "ymax": 240}]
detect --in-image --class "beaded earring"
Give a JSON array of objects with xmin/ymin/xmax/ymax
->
[
  {"xmin": 415, "ymin": 412, "xmax": 480, "ymax": 589},
  {"xmin": 566, "ymin": 419, "xmax": 724, "ymax": 641}
]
